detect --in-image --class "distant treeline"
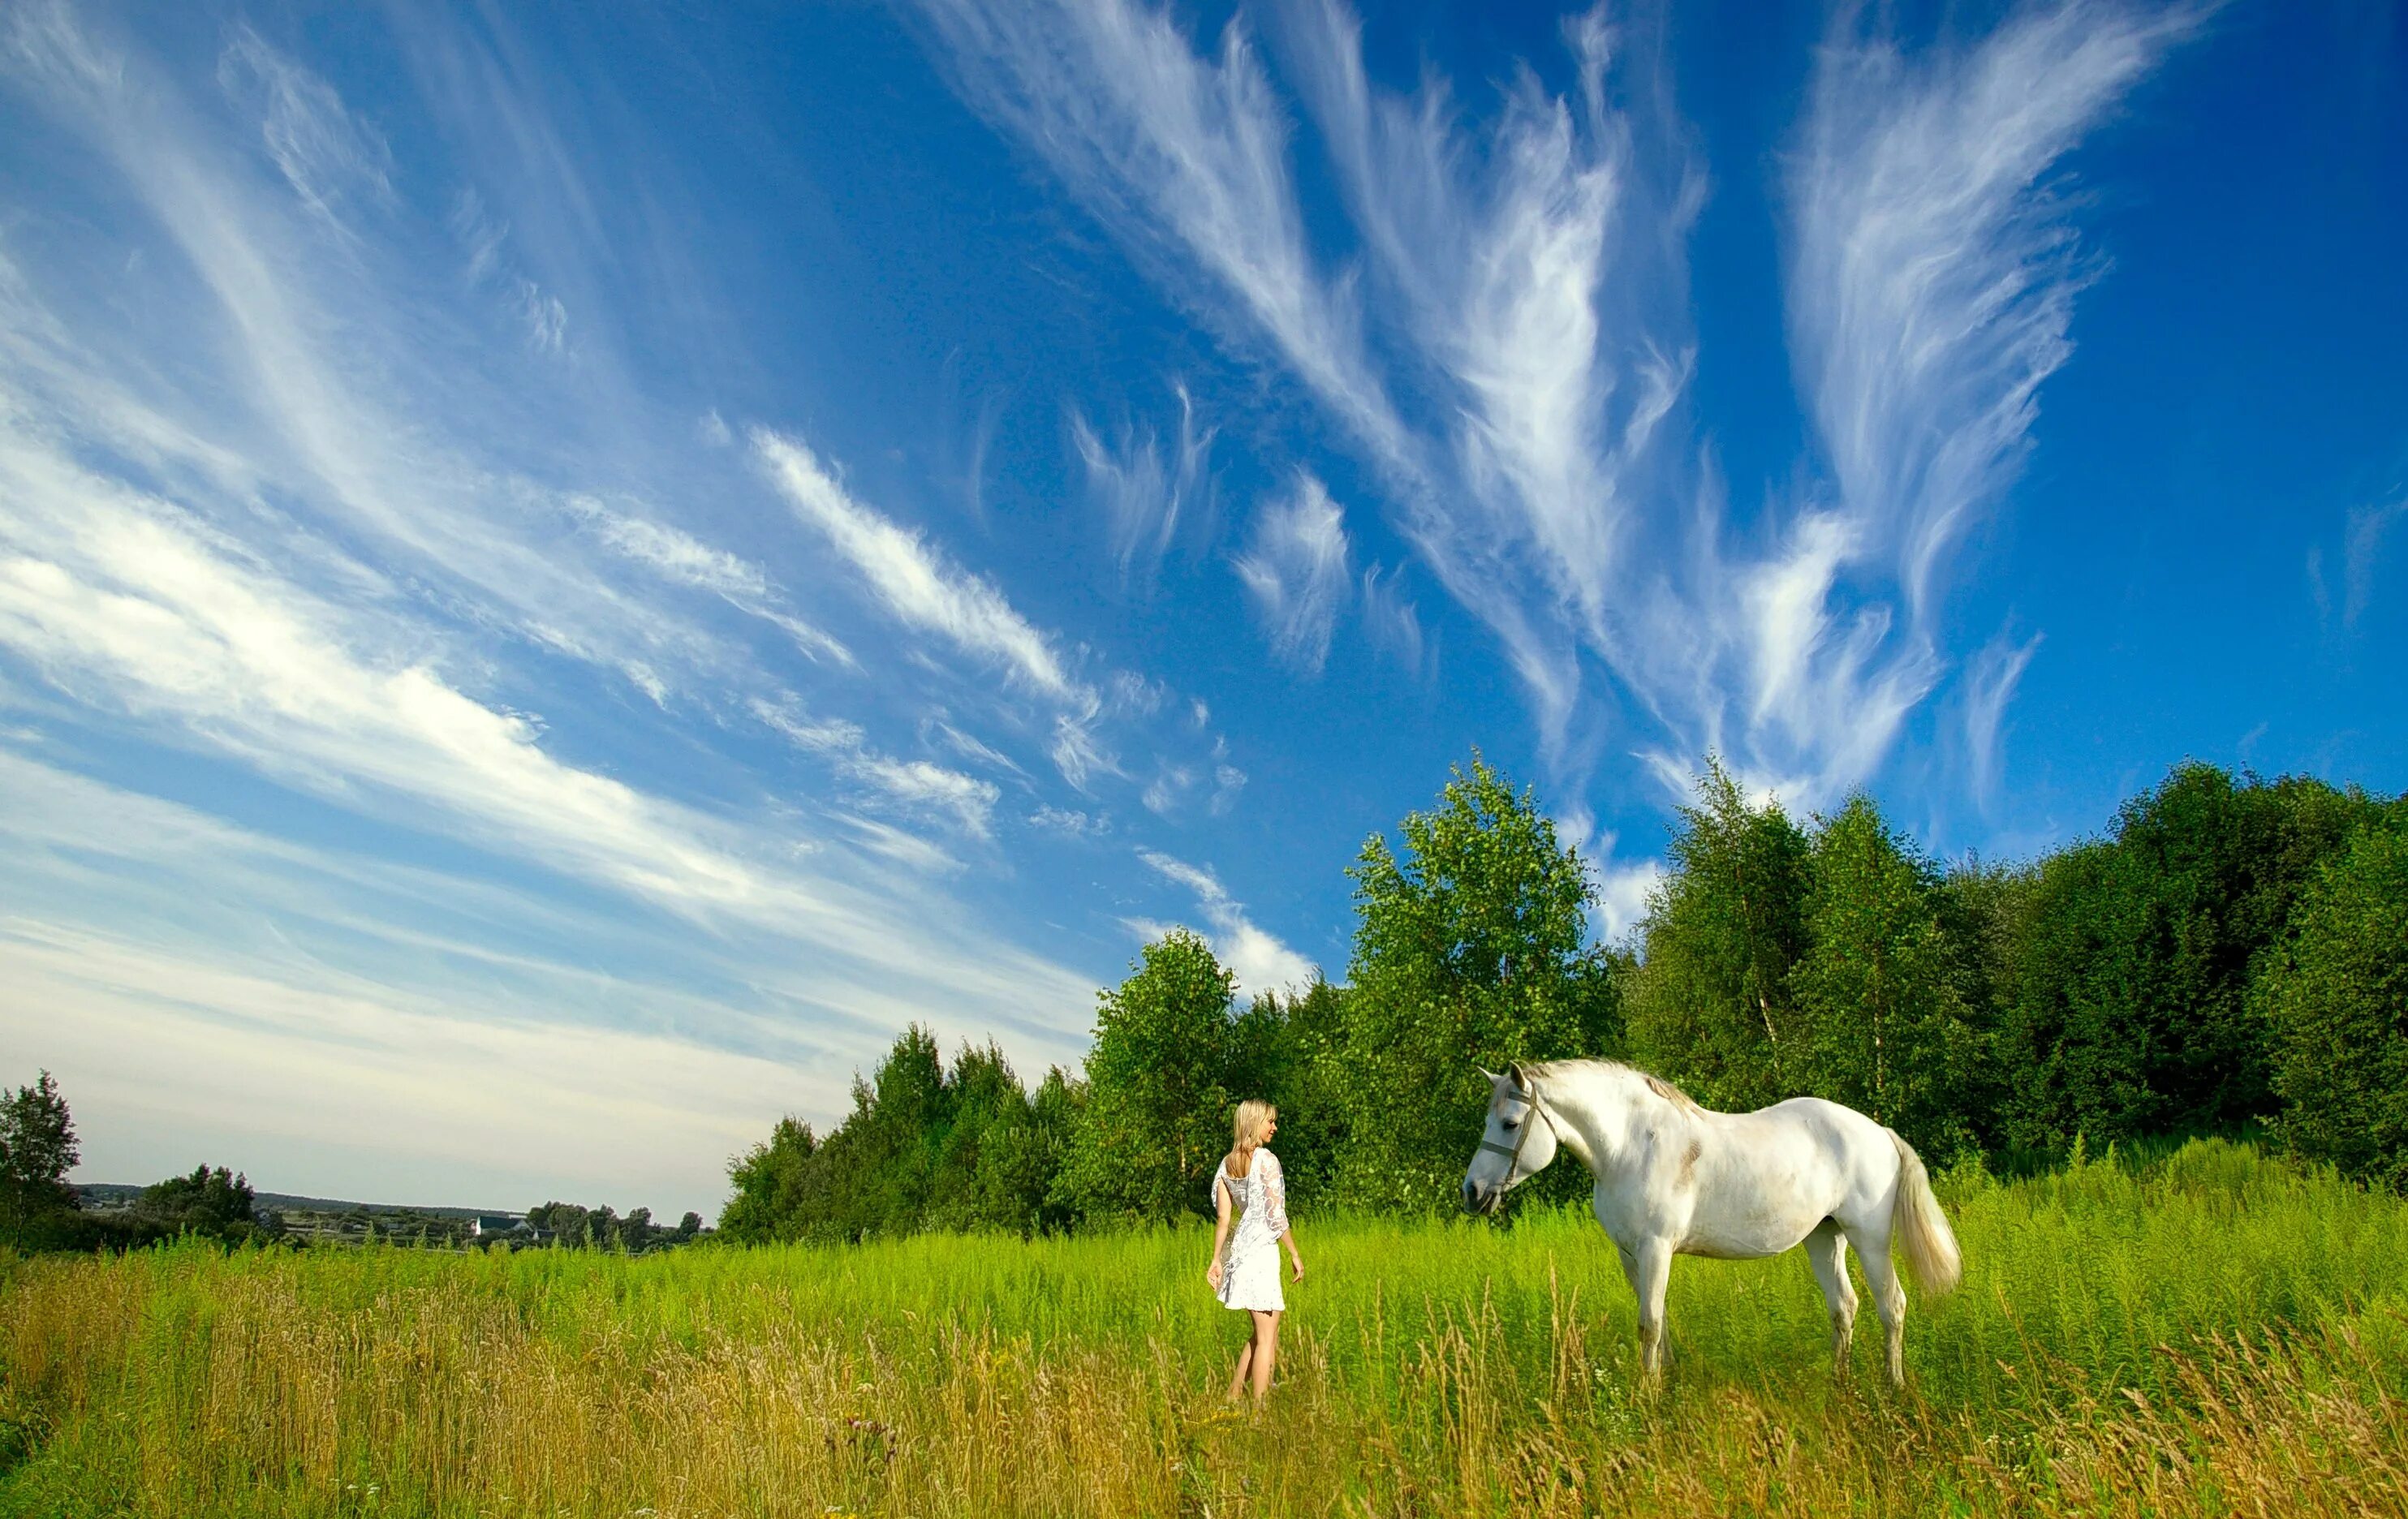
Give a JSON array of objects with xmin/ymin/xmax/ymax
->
[
  {"xmin": 0, "ymin": 1070, "xmax": 711, "ymax": 1254},
  {"xmin": 721, "ymin": 756, "xmax": 2408, "ymax": 1243}
]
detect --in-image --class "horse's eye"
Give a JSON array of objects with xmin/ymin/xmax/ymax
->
[{"xmin": 1501, "ymin": 1118, "xmax": 1518, "ymax": 1130}]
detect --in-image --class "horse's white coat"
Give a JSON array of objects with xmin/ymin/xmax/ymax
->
[{"xmin": 1460, "ymin": 1060, "xmax": 1962, "ymax": 1385}]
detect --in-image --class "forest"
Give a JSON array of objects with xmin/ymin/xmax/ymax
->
[{"xmin": 720, "ymin": 755, "xmax": 2408, "ymax": 1242}]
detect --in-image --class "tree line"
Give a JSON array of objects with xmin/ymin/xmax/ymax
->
[
  {"xmin": 722, "ymin": 755, "xmax": 2408, "ymax": 1243},
  {"xmin": 0, "ymin": 1072, "xmax": 713, "ymax": 1254}
]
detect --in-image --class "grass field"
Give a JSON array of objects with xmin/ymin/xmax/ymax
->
[{"xmin": 6, "ymin": 1138, "xmax": 2408, "ymax": 1517}]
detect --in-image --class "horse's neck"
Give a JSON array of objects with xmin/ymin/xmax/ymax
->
[{"xmin": 1546, "ymin": 1065, "xmax": 1681, "ymax": 1175}]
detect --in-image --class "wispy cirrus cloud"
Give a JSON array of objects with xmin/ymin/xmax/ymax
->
[
  {"xmin": 753, "ymin": 697, "xmax": 1001, "ymax": 841},
  {"xmin": 1073, "ymin": 384, "xmax": 1215, "ymax": 587},
  {"xmin": 756, "ymin": 429, "xmax": 1088, "ymax": 705},
  {"xmin": 1234, "ymin": 473, "xmax": 1351, "ymax": 674},
  {"xmin": 1962, "ymin": 630, "xmax": 2044, "ymax": 810},
  {"xmin": 1134, "ymin": 848, "xmax": 1314, "ymax": 996},
  {"xmin": 565, "ymin": 496, "xmax": 853, "ymax": 665},
  {"xmin": 918, "ymin": 0, "xmax": 2196, "ymax": 815},
  {"xmin": 914, "ymin": 0, "xmax": 1415, "ymax": 474}
]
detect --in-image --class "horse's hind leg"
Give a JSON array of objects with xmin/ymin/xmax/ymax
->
[
  {"xmin": 1619, "ymin": 1237, "xmax": 1674, "ymax": 1381},
  {"xmin": 1845, "ymin": 1224, "xmax": 1909, "ymax": 1387},
  {"xmin": 1803, "ymin": 1219, "xmax": 1857, "ymax": 1377}
]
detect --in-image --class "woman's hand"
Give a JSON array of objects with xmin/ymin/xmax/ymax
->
[
  {"xmin": 1206, "ymin": 1259, "xmax": 1224, "ymax": 1292},
  {"xmin": 1289, "ymin": 1253, "xmax": 1306, "ymax": 1284}
]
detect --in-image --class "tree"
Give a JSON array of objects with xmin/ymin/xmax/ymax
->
[
  {"xmin": 721, "ymin": 1032, "xmax": 1075, "ymax": 1243},
  {"xmin": 675, "ymin": 1211, "xmax": 704, "ymax": 1240},
  {"xmin": 720, "ymin": 1118, "xmax": 819, "ymax": 1243},
  {"xmin": 1627, "ymin": 760, "xmax": 1812, "ymax": 1112},
  {"xmin": 0, "ymin": 1071, "xmax": 80, "ymax": 1237},
  {"xmin": 136, "ymin": 1164, "xmax": 276, "ymax": 1243},
  {"xmin": 1231, "ymin": 978, "xmax": 1350, "ymax": 1212},
  {"xmin": 2260, "ymin": 815, "xmax": 2408, "ymax": 1189},
  {"xmin": 1997, "ymin": 764, "xmax": 2382, "ymax": 1148},
  {"xmin": 1790, "ymin": 796, "xmax": 1986, "ymax": 1156},
  {"xmin": 1338, "ymin": 754, "xmax": 1622, "ymax": 1211},
  {"xmin": 1057, "ymin": 930, "xmax": 1240, "ymax": 1222}
]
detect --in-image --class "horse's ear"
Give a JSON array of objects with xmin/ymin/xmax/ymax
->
[
  {"xmin": 1476, "ymin": 1065, "xmax": 1501, "ymax": 1084},
  {"xmin": 1507, "ymin": 1061, "xmax": 1530, "ymax": 1092}
]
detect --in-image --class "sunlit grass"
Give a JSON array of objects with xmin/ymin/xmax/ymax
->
[{"xmin": 6, "ymin": 1138, "xmax": 2408, "ymax": 1516}]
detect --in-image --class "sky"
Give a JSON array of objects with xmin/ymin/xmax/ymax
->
[{"xmin": 2, "ymin": 0, "xmax": 2401, "ymax": 1218}]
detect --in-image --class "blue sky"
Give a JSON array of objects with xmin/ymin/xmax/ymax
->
[{"xmin": 2, "ymin": 0, "xmax": 2399, "ymax": 1216}]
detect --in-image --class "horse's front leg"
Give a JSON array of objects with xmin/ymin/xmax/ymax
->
[{"xmin": 1618, "ymin": 1237, "xmax": 1675, "ymax": 1380}]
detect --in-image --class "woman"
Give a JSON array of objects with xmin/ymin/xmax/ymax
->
[{"xmin": 1204, "ymin": 1099, "xmax": 1306, "ymax": 1404}]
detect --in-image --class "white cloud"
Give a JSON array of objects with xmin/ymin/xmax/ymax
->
[
  {"xmin": 1073, "ymin": 384, "xmax": 1214, "ymax": 585},
  {"xmin": 216, "ymin": 25, "xmax": 394, "ymax": 232},
  {"xmin": 756, "ymin": 429, "xmax": 1087, "ymax": 704},
  {"xmin": 754, "ymin": 697, "xmax": 1000, "ymax": 839},
  {"xmin": 920, "ymin": 0, "xmax": 2190, "ymax": 815},
  {"xmin": 1029, "ymin": 803, "xmax": 1107, "ymax": 837},
  {"xmin": 1234, "ymin": 474, "xmax": 1351, "ymax": 674},
  {"xmin": 1789, "ymin": 1, "xmax": 2202, "ymax": 620},
  {"xmin": 1359, "ymin": 562, "xmax": 1423, "ymax": 673},
  {"xmin": 1962, "ymin": 630, "xmax": 2043, "ymax": 808},
  {"xmin": 566, "ymin": 497, "xmax": 851, "ymax": 665},
  {"xmin": 0, "ymin": 751, "xmax": 1079, "ymax": 1216},
  {"xmin": 2344, "ymin": 496, "xmax": 2406, "ymax": 629},
  {"xmin": 1135, "ymin": 847, "xmax": 1313, "ymax": 996},
  {"xmin": 914, "ymin": 0, "xmax": 1417, "ymax": 475},
  {"xmin": 514, "ymin": 277, "xmax": 568, "ymax": 353},
  {"xmin": 1592, "ymin": 856, "xmax": 1663, "ymax": 945}
]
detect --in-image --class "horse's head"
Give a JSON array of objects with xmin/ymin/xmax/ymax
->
[{"xmin": 1461, "ymin": 1063, "xmax": 1559, "ymax": 1215}]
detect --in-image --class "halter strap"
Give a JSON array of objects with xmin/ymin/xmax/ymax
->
[{"xmin": 1478, "ymin": 1079, "xmax": 1554, "ymax": 1183}]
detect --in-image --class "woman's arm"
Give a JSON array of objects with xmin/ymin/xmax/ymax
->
[
  {"xmin": 1264, "ymin": 1152, "xmax": 1303, "ymax": 1282},
  {"xmin": 1204, "ymin": 1170, "xmax": 1232, "ymax": 1290}
]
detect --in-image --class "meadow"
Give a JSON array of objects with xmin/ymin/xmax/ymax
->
[{"xmin": 5, "ymin": 1139, "xmax": 2408, "ymax": 1518}]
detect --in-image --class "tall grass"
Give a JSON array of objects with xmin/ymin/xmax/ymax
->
[{"xmin": 6, "ymin": 1138, "xmax": 2408, "ymax": 1516}]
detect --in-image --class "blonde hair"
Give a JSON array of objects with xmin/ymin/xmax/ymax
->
[{"xmin": 1225, "ymin": 1099, "xmax": 1276, "ymax": 1178}]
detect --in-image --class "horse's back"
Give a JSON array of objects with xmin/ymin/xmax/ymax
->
[{"xmin": 1677, "ymin": 1097, "xmax": 1900, "ymax": 1256}]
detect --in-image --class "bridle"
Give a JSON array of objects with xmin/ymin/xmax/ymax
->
[{"xmin": 1475, "ymin": 1064, "xmax": 1557, "ymax": 1191}]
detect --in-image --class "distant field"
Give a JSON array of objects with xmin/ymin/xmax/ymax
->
[{"xmin": 7, "ymin": 1138, "xmax": 2408, "ymax": 1517}]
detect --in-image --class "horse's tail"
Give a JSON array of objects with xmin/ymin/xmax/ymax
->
[{"xmin": 1887, "ymin": 1129, "xmax": 1962, "ymax": 1295}]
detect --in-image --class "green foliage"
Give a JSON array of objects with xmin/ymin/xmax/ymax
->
[
  {"xmin": 1058, "ymin": 931, "xmax": 1240, "ymax": 1223},
  {"xmin": 1997, "ymin": 764, "xmax": 2385, "ymax": 1148},
  {"xmin": 0, "ymin": 1073, "xmax": 80, "ymax": 1241},
  {"xmin": 2260, "ymin": 812, "xmax": 2408, "ymax": 1189},
  {"xmin": 708, "ymin": 751, "xmax": 2406, "ymax": 1243},
  {"xmin": 1789, "ymin": 795, "xmax": 1988, "ymax": 1156},
  {"xmin": 136, "ymin": 1164, "xmax": 274, "ymax": 1243},
  {"xmin": 719, "ymin": 1028, "xmax": 1073, "ymax": 1242},
  {"xmin": 718, "ymin": 1117, "xmax": 819, "ymax": 1244},
  {"xmin": 1236, "ymin": 978, "xmax": 1350, "ymax": 1210},
  {"xmin": 1626, "ymin": 760, "xmax": 1812, "ymax": 1110},
  {"xmin": 1337, "ymin": 754, "xmax": 1623, "ymax": 1211}
]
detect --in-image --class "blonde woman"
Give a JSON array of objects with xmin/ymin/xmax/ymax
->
[{"xmin": 1204, "ymin": 1099, "xmax": 1305, "ymax": 1403}]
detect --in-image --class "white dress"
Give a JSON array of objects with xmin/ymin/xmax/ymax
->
[{"xmin": 1213, "ymin": 1148, "xmax": 1290, "ymax": 1312}]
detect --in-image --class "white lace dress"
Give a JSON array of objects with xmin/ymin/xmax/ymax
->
[{"xmin": 1212, "ymin": 1148, "xmax": 1290, "ymax": 1312}]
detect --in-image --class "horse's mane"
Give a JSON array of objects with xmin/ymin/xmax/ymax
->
[{"xmin": 1531, "ymin": 1059, "xmax": 1707, "ymax": 1117}]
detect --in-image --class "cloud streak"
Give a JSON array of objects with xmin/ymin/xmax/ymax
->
[
  {"xmin": 758, "ymin": 429, "xmax": 1086, "ymax": 704},
  {"xmin": 918, "ymin": 0, "xmax": 2195, "ymax": 812},
  {"xmin": 1234, "ymin": 473, "xmax": 1351, "ymax": 674},
  {"xmin": 1135, "ymin": 848, "xmax": 1315, "ymax": 996}
]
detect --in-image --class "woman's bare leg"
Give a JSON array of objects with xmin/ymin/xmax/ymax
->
[
  {"xmin": 1226, "ymin": 1337, "xmax": 1253, "ymax": 1401},
  {"xmin": 1247, "ymin": 1310, "xmax": 1281, "ymax": 1401}
]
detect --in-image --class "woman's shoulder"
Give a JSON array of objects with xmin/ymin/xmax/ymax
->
[{"xmin": 1257, "ymin": 1147, "xmax": 1282, "ymax": 1175}]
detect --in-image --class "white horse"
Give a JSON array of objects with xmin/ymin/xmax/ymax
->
[{"xmin": 1460, "ymin": 1060, "xmax": 1962, "ymax": 1385}]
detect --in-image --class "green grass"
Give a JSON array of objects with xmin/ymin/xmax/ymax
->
[{"xmin": 6, "ymin": 1138, "xmax": 2408, "ymax": 1517}]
